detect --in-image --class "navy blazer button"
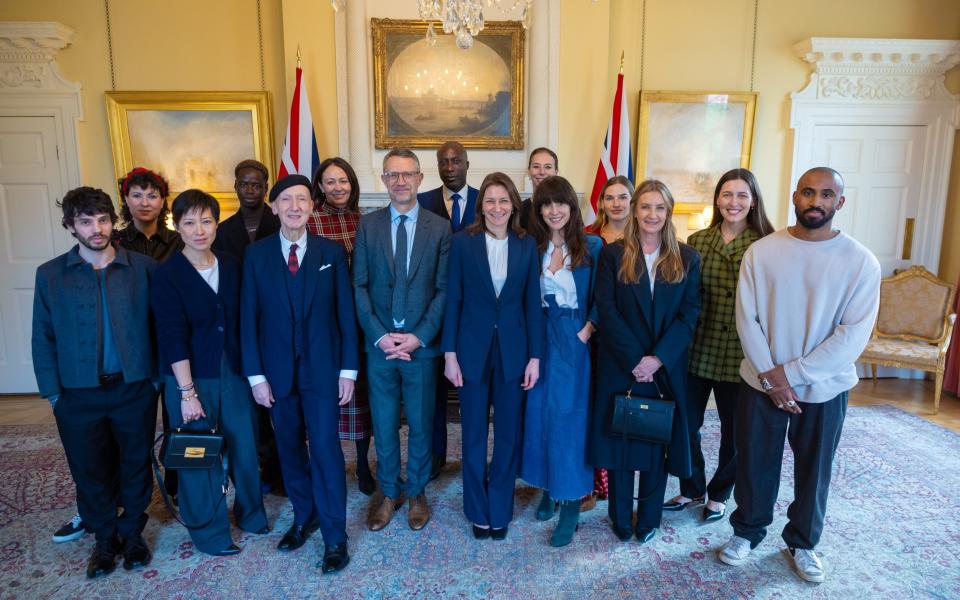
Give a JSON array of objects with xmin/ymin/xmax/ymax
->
[{"xmin": 218, "ymin": 326, "xmax": 224, "ymax": 332}]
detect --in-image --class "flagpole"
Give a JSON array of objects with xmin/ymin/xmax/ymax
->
[
  {"xmin": 619, "ymin": 50, "xmax": 624, "ymax": 74},
  {"xmin": 297, "ymin": 44, "xmax": 302, "ymax": 69}
]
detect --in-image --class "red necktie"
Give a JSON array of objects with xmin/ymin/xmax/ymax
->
[{"xmin": 288, "ymin": 243, "xmax": 299, "ymax": 275}]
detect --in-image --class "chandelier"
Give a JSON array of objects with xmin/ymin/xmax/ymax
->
[{"xmin": 417, "ymin": 0, "xmax": 531, "ymax": 50}]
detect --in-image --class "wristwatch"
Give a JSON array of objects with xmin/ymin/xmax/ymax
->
[{"xmin": 758, "ymin": 376, "xmax": 774, "ymax": 392}]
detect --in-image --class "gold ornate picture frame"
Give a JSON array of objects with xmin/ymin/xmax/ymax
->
[
  {"xmin": 105, "ymin": 91, "xmax": 275, "ymax": 217},
  {"xmin": 637, "ymin": 91, "xmax": 757, "ymax": 214},
  {"xmin": 371, "ymin": 19, "xmax": 525, "ymax": 149}
]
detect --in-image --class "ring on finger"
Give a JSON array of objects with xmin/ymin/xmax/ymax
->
[
  {"xmin": 776, "ymin": 404, "xmax": 783, "ymax": 409},
  {"xmin": 787, "ymin": 400, "xmax": 796, "ymax": 406}
]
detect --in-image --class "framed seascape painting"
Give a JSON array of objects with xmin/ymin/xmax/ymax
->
[
  {"xmin": 105, "ymin": 91, "xmax": 275, "ymax": 217},
  {"xmin": 371, "ymin": 19, "xmax": 525, "ymax": 149},
  {"xmin": 637, "ymin": 91, "xmax": 757, "ymax": 214}
]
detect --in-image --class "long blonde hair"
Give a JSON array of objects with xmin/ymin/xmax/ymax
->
[{"xmin": 618, "ymin": 179, "xmax": 685, "ymax": 285}]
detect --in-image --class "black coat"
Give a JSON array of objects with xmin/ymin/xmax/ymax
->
[
  {"xmin": 588, "ymin": 241, "xmax": 701, "ymax": 476},
  {"xmin": 212, "ymin": 206, "xmax": 280, "ymax": 262}
]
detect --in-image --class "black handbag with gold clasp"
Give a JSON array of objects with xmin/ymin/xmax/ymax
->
[
  {"xmin": 162, "ymin": 428, "xmax": 224, "ymax": 470},
  {"xmin": 610, "ymin": 375, "xmax": 674, "ymax": 444}
]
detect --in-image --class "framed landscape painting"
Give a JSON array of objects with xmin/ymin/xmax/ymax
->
[
  {"xmin": 371, "ymin": 19, "xmax": 525, "ymax": 149},
  {"xmin": 105, "ymin": 91, "xmax": 275, "ymax": 217},
  {"xmin": 637, "ymin": 91, "xmax": 757, "ymax": 214}
]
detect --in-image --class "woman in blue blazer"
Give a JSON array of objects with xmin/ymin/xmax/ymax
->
[
  {"xmin": 151, "ymin": 190, "xmax": 267, "ymax": 556},
  {"xmin": 588, "ymin": 179, "xmax": 701, "ymax": 544},
  {"xmin": 442, "ymin": 172, "xmax": 544, "ymax": 541},
  {"xmin": 520, "ymin": 176, "xmax": 602, "ymax": 547}
]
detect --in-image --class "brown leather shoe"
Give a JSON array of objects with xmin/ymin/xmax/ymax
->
[
  {"xmin": 367, "ymin": 491, "xmax": 404, "ymax": 531},
  {"xmin": 407, "ymin": 494, "xmax": 430, "ymax": 530},
  {"xmin": 580, "ymin": 494, "xmax": 597, "ymax": 513}
]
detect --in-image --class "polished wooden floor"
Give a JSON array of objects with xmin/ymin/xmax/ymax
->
[{"xmin": 1, "ymin": 378, "xmax": 958, "ymax": 432}]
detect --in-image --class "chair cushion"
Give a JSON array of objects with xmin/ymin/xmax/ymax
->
[{"xmin": 859, "ymin": 338, "xmax": 939, "ymax": 368}]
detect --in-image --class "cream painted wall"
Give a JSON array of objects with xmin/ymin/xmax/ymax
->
[{"xmin": 0, "ymin": 0, "xmax": 287, "ymax": 198}]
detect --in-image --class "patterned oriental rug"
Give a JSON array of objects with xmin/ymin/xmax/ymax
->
[{"xmin": 0, "ymin": 405, "xmax": 958, "ymax": 599}]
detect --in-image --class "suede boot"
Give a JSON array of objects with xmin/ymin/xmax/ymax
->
[
  {"xmin": 535, "ymin": 490, "xmax": 556, "ymax": 521},
  {"xmin": 550, "ymin": 500, "xmax": 580, "ymax": 547}
]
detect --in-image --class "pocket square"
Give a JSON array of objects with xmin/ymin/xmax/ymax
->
[{"xmin": 319, "ymin": 264, "xmax": 332, "ymax": 272}]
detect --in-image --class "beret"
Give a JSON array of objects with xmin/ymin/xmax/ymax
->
[{"xmin": 269, "ymin": 174, "xmax": 312, "ymax": 202}]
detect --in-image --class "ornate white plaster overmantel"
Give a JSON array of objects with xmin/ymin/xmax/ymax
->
[
  {"xmin": 0, "ymin": 21, "xmax": 79, "ymax": 91},
  {"xmin": 793, "ymin": 37, "xmax": 960, "ymax": 102}
]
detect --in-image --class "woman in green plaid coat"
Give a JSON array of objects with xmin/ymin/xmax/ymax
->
[{"xmin": 662, "ymin": 169, "xmax": 773, "ymax": 522}]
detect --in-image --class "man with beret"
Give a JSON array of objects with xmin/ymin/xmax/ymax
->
[{"xmin": 240, "ymin": 174, "xmax": 359, "ymax": 574}]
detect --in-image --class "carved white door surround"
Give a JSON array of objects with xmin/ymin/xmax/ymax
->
[
  {"xmin": 790, "ymin": 37, "xmax": 960, "ymax": 276},
  {"xmin": 333, "ymin": 0, "xmax": 560, "ymax": 203},
  {"xmin": 0, "ymin": 22, "xmax": 83, "ymax": 392}
]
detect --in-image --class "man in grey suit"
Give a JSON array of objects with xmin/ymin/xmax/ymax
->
[{"xmin": 353, "ymin": 148, "xmax": 451, "ymax": 532}]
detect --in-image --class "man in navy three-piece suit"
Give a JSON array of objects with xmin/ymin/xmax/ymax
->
[
  {"xmin": 240, "ymin": 174, "xmax": 358, "ymax": 574},
  {"xmin": 417, "ymin": 141, "xmax": 478, "ymax": 480}
]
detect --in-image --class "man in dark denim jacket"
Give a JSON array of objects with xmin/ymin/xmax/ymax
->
[{"xmin": 32, "ymin": 187, "xmax": 158, "ymax": 579}]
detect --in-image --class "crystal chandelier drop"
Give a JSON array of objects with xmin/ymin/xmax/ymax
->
[{"xmin": 418, "ymin": 0, "xmax": 533, "ymax": 50}]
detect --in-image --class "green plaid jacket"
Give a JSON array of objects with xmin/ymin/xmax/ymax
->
[{"xmin": 686, "ymin": 225, "xmax": 761, "ymax": 382}]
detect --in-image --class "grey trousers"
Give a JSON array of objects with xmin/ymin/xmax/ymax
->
[{"xmin": 729, "ymin": 381, "xmax": 847, "ymax": 550}]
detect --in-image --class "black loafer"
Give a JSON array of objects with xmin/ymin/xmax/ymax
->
[
  {"xmin": 490, "ymin": 526, "xmax": 508, "ymax": 541},
  {"xmin": 122, "ymin": 536, "xmax": 152, "ymax": 570},
  {"xmin": 212, "ymin": 543, "xmax": 242, "ymax": 556},
  {"xmin": 635, "ymin": 527, "xmax": 657, "ymax": 543},
  {"xmin": 703, "ymin": 505, "xmax": 726, "ymax": 522},
  {"xmin": 319, "ymin": 542, "xmax": 350, "ymax": 574},
  {"xmin": 612, "ymin": 525, "xmax": 633, "ymax": 542},
  {"xmin": 277, "ymin": 519, "xmax": 320, "ymax": 552},
  {"xmin": 472, "ymin": 525, "xmax": 491, "ymax": 539},
  {"xmin": 429, "ymin": 455, "xmax": 446, "ymax": 482},
  {"xmin": 358, "ymin": 475, "xmax": 376, "ymax": 497},
  {"xmin": 254, "ymin": 525, "xmax": 271, "ymax": 535},
  {"xmin": 86, "ymin": 536, "xmax": 121, "ymax": 579}
]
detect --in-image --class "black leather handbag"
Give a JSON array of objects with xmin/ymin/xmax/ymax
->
[
  {"xmin": 162, "ymin": 428, "xmax": 224, "ymax": 470},
  {"xmin": 610, "ymin": 375, "xmax": 674, "ymax": 444}
]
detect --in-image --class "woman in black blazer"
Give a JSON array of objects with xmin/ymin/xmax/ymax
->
[
  {"xmin": 589, "ymin": 179, "xmax": 701, "ymax": 544},
  {"xmin": 443, "ymin": 172, "xmax": 544, "ymax": 541},
  {"xmin": 150, "ymin": 190, "xmax": 267, "ymax": 556}
]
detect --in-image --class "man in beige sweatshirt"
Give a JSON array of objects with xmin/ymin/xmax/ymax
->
[{"xmin": 717, "ymin": 167, "xmax": 881, "ymax": 584}]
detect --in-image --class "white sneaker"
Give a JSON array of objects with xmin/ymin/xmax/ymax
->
[
  {"xmin": 717, "ymin": 535, "xmax": 753, "ymax": 566},
  {"xmin": 788, "ymin": 547, "xmax": 825, "ymax": 583}
]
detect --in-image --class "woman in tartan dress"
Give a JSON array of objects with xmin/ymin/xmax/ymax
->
[
  {"xmin": 306, "ymin": 157, "xmax": 376, "ymax": 496},
  {"xmin": 662, "ymin": 168, "xmax": 773, "ymax": 521}
]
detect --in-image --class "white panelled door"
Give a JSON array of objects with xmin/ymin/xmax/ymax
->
[
  {"xmin": 0, "ymin": 116, "xmax": 73, "ymax": 393},
  {"xmin": 808, "ymin": 125, "xmax": 926, "ymax": 276}
]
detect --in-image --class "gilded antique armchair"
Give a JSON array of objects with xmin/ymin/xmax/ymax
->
[{"xmin": 858, "ymin": 265, "xmax": 956, "ymax": 413}]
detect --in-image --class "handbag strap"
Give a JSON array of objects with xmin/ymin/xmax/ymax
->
[{"xmin": 151, "ymin": 432, "xmax": 229, "ymax": 530}]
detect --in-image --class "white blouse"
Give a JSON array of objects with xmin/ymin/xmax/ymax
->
[
  {"xmin": 540, "ymin": 241, "xmax": 578, "ymax": 309},
  {"xmin": 486, "ymin": 234, "xmax": 509, "ymax": 297},
  {"xmin": 196, "ymin": 258, "xmax": 220, "ymax": 293},
  {"xmin": 644, "ymin": 246, "xmax": 660, "ymax": 296}
]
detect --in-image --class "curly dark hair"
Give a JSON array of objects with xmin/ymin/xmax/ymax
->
[
  {"xmin": 58, "ymin": 186, "xmax": 118, "ymax": 230},
  {"xmin": 118, "ymin": 167, "xmax": 170, "ymax": 226}
]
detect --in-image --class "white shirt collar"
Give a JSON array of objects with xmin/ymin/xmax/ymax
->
[
  {"xmin": 444, "ymin": 185, "xmax": 469, "ymax": 201},
  {"xmin": 279, "ymin": 229, "xmax": 307, "ymax": 253}
]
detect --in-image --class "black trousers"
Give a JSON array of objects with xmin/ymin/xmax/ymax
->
[
  {"xmin": 256, "ymin": 403, "xmax": 284, "ymax": 489},
  {"xmin": 431, "ymin": 360, "xmax": 450, "ymax": 461},
  {"xmin": 54, "ymin": 379, "xmax": 156, "ymax": 543},
  {"xmin": 729, "ymin": 382, "xmax": 848, "ymax": 549},
  {"xmin": 679, "ymin": 375, "xmax": 740, "ymax": 502},
  {"xmin": 607, "ymin": 456, "xmax": 667, "ymax": 531}
]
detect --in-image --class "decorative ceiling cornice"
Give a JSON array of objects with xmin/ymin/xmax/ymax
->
[
  {"xmin": 0, "ymin": 21, "xmax": 78, "ymax": 91},
  {"xmin": 794, "ymin": 37, "xmax": 960, "ymax": 101}
]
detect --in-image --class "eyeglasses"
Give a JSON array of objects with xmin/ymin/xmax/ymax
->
[{"xmin": 383, "ymin": 171, "xmax": 420, "ymax": 183}]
